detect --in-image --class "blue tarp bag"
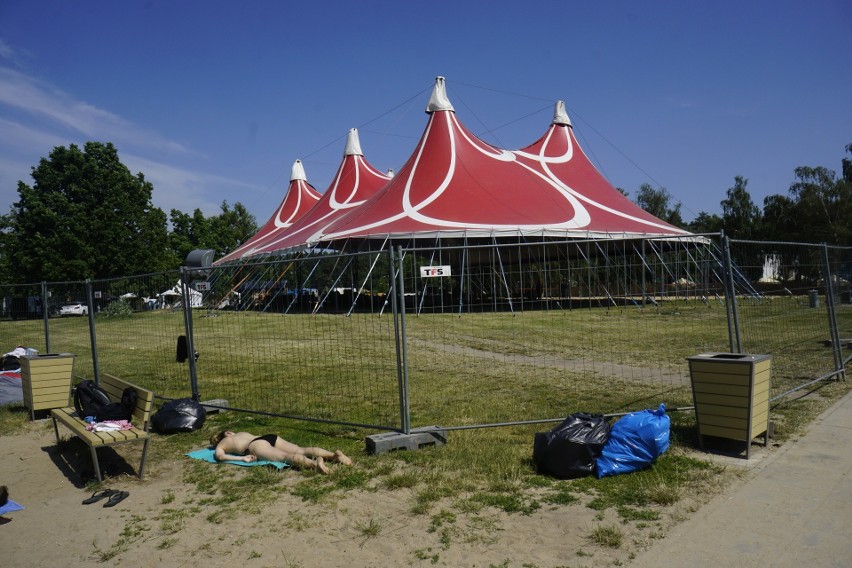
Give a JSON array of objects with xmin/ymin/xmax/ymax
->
[{"xmin": 596, "ymin": 404, "xmax": 670, "ymax": 478}]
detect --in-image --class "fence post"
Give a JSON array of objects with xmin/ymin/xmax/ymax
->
[
  {"xmin": 641, "ymin": 239, "xmax": 647, "ymax": 308},
  {"xmin": 820, "ymin": 244, "xmax": 845, "ymax": 379},
  {"xmin": 389, "ymin": 245, "xmax": 411, "ymax": 434},
  {"xmin": 41, "ymin": 280, "xmax": 50, "ymax": 353},
  {"xmin": 180, "ymin": 267, "xmax": 200, "ymax": 400},
  {"xmin": 85, "ymin": 279, "xmax": 101, "ymax": 383},
  {"xmin": 722, "ymin": 234, "xmax": 742, "ymax": 353}
]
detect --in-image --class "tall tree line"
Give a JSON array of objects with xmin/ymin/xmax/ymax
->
[
  {"xmin": 630, "ymin": 143, "xmax": 852, "ymax": 245},
  {"xmin": 0, "ymin": 142, "xmax": 257, "ymax": 283}
]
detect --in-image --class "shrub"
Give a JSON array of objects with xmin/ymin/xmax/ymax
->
[{"xmin": 98, "ymin": 300, "xmax": 133, "ymax": 319}]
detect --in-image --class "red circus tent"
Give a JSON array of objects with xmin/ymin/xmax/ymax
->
[
  {"xmin": 216, "ymin": 159, "xmax": 321, "ymax": 264},
  {"xmin": 250, "ymin": 128, "xmax": 392, "ymax": 256},
  {"xmin": 319, "ymin": 77, "xmax": 688, "ymax": 243}
]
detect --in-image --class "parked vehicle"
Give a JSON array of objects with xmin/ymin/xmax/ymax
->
[{"xmin": 59, "ymin": 303, "xmax": 88, "ymax": 316}]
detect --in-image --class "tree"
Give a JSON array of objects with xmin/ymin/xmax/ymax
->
[
  {"xmin": 634, "ymin": 183, "xmax": 685, "ymax": 227},
  {"xmin": 761, "ymin": 194, "xmax": 797, "ymax": 241},
  {"xmin": 209, "ymin": 201, "xmax": 257, "ymax": 258},
  {"xmin": 4, "ymin": 142, "xmax": 171, "ymax": 281},
  {"xmin": 720, "ymin": 176, "xmax": 761, "ymax": 239},
  {"xmin": 687, "ymin": 211, "xmax": 723, "ymax": 234},
  {"xmin": 168, "ymin": 201, "xmax": 257, "ymax": 263},
  {"xmin": 786, "ymin": 150, "xmax": 852, "ymax": 245},
  {"xmin": 760, "ymin": 144, "xmax": 852, "ymax": 245},
  {"xmin": 168, "ymin": 208, "xmax": 212, "ymax": 266}
]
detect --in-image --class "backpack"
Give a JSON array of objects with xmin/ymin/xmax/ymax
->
[
  {"xmin": 73, "ymin": 380, "xmax": 111, "ymax": 419},
  {"xmin": 95, "ymin": 387, "xmax": 138, "ymax": 422}
]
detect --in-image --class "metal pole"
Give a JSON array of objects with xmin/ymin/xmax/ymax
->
[
  {"xmin": 180, "ymin": 267, "xmax": 200, "ymax": 400},
  {"xmin": 641, "ymin": 240, "xmax": 647, "ymax": 308},
  {"xmin": 41, "ymin": 281, "xmax": 50, "ymax": 353},
  {"xmin": 722, "ymin": 233, "xmax": 742, "ymax": 353},
  {"xmin": 722, "ymin": 234, "xmax": 742, "ymax": 353},
  {"xmin": 389, "ymin": 245, "xmax": 411, "ymax": 434},
  {"xmin": 397, "ymin": 246, "xmax": 411, "ymax": 434},
  {"xmin": 85, "ymin": 279, "xmax": 101, "ymax": 383},
  {"xmin": 821, "ymin": 244, "xmax": 845, "ymax": 379}
]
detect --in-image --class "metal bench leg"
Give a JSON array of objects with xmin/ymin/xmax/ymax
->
[
  {"xmin": 138, "ymin": 438, "xmax": 151, "ymax": 480},
  {"xmin": 52, "ymin": 415, "xmax": 61, "ymax": 444},
  {"xmin": 90, "ymin": 445, "xmax": 103, "ymax": 482}
]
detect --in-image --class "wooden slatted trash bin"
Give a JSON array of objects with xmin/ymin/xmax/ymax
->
[
  {"xmin": 687, "ymin": 353, "xmax": 771, "ymax": 459},
  {"xmin": 21, "ymin": 353, "xmax": 75, "ymax": 420}
]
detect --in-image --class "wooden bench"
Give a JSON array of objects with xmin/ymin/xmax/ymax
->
[{"xmin": 51, "ymin": 374, "xmax": 155, "ymax": 482}]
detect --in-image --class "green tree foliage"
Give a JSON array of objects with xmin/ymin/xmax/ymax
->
[
  {"xmin": 785, "ymin": 151, "xmax": 851, "ymax": 245},
  {"xmin": 760, "ymin": 144, "xmax": 852, "ymax": 245},
  {"xmin": 720, "ymin": 176, "xmax": 761, "ymax": 239},
  {"xmin": 687, "ymin": 211, "xmax": 723, "ymax": 234},
  {"xmin": 3, "ymin": 142, "xmax": 171, "ymax": 281},
  {"xmin": 168, "ymin": 201, "xmax": 257, "ymax": 263},
  {"xmin": 210, "ymin": 201, "xmax": 257, "ymax": 258},
  {"xmin": 634, "ymin": 183, "xmax": 685, "ymax": 227},
  {"xmin": 761, "ymin": 194, "xmax": 797, "ymax": 240}
]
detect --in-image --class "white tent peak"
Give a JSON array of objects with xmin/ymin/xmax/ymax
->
[
  {"xmin": 552, "ymin": 101, "xmax": 572, "ymax": 126},
  {"xmin": 386, "ymin": 168, "xmax": 395, "ymax": 178},
  {"xmin": 290, "ymin": 159, "xmax": 307, "ymax": 181},
  {"xmin": 343, "ymin": 128, "xmax": 363, "ymax": 157},
  {"xmin": 426, "ymin": 76, "xmax": 454, "ymax": 113}
]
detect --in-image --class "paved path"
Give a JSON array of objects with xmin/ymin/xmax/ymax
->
[{"xmin": 629, "ymin": 389, "xmax": 852, "ymax": 567}]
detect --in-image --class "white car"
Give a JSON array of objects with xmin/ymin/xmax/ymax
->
[{"xmin": 59, "ymin": 303, "xmax": 88, "ymax": 316}]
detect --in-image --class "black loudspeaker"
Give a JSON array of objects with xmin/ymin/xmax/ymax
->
[{"xmin": 185, "ymin": 249, "xmax": 214, "ymax": 269}]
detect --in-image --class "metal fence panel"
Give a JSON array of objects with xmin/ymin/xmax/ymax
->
[
  {"xmin": 398, "ymin": 237, "xmax": 730, "ymax": 429},
  {"xmin": 183, "ymin": 251, "xmax": 403, "ymax": 430},
  {"xmin": 1, "ymin": 235, "xmax": 845, "ymax": 433},
  {"xmin": 728, "ymin": 239, "xmax": 845, "ymax": 399}
]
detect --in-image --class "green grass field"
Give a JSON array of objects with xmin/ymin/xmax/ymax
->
[{"xmin": 1, "ymin": 295, "xmax": 849, "ymax": 564}]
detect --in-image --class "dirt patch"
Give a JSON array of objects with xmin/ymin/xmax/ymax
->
[{"xmin": 2, "ymin": 420, "xmax": 740, "ymax": 568}]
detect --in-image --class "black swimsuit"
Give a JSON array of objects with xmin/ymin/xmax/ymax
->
[{"xmin": 246, "ymin": 433, "xmax": 278, "ymax": 454}]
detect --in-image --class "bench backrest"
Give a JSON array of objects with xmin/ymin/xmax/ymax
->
[{"xmin": 99, "ymin": 373, "xmax": 155, "ymax": 428}]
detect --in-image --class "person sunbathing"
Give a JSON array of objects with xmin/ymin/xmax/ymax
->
[{"xmin": 210, "ymin": 430, "xmax": 352, "ymax": 475}]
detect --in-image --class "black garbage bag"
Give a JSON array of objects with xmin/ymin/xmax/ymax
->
[
  {"xmin": 533, "ymin": 412, "xmax": 611, "ymax": 478},
  {"xmin": 152, "ymin": 398, "xmax": 207, "ymax": 434}
]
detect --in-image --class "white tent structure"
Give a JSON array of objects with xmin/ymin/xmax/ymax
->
[{"xmin": 159, "ymin": 283, "xmax": 202, "ymax": 308}]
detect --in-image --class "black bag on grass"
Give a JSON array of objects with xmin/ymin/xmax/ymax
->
[
  {"xmin": 534, "ymin": 413, "xmax": 610, "ymax": 478},
  {"xmin": 152, "ymin": 398, "xmax": 207, "ymax": 433}
]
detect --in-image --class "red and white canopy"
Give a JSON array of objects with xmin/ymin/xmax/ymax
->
[
  {"xmin": 320, "ymin": 77, "xmax": 688, "ymax": 242},
  {"xmin": 249, "ymin": 129, "xmax": 392, "ymax": 255},
  {"xmin": 216, "ymin": 159, "xmax": 321, "ymax": 264}
]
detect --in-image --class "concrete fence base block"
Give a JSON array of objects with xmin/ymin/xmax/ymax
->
[{"xmin": 365, "ymin": 426, "xmax": 447, "ymax": 454}]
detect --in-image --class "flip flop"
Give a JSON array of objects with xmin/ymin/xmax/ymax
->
[
  {"xmin": 82, "ymin": 489, "xmax": 118, "ymax": 505},
  {"xmin": 103, "ymin": 490, "xmax": 129, "ymax": 508}
]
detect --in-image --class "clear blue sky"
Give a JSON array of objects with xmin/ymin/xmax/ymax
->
[{"xmin": 1, "ymin": 1, "xmax": 849, "ymax": 226}]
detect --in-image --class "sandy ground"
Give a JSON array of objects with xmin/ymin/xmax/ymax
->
[{"xmin": 1, "ymin": 419, "xmax": 725, "ymax": 568}]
